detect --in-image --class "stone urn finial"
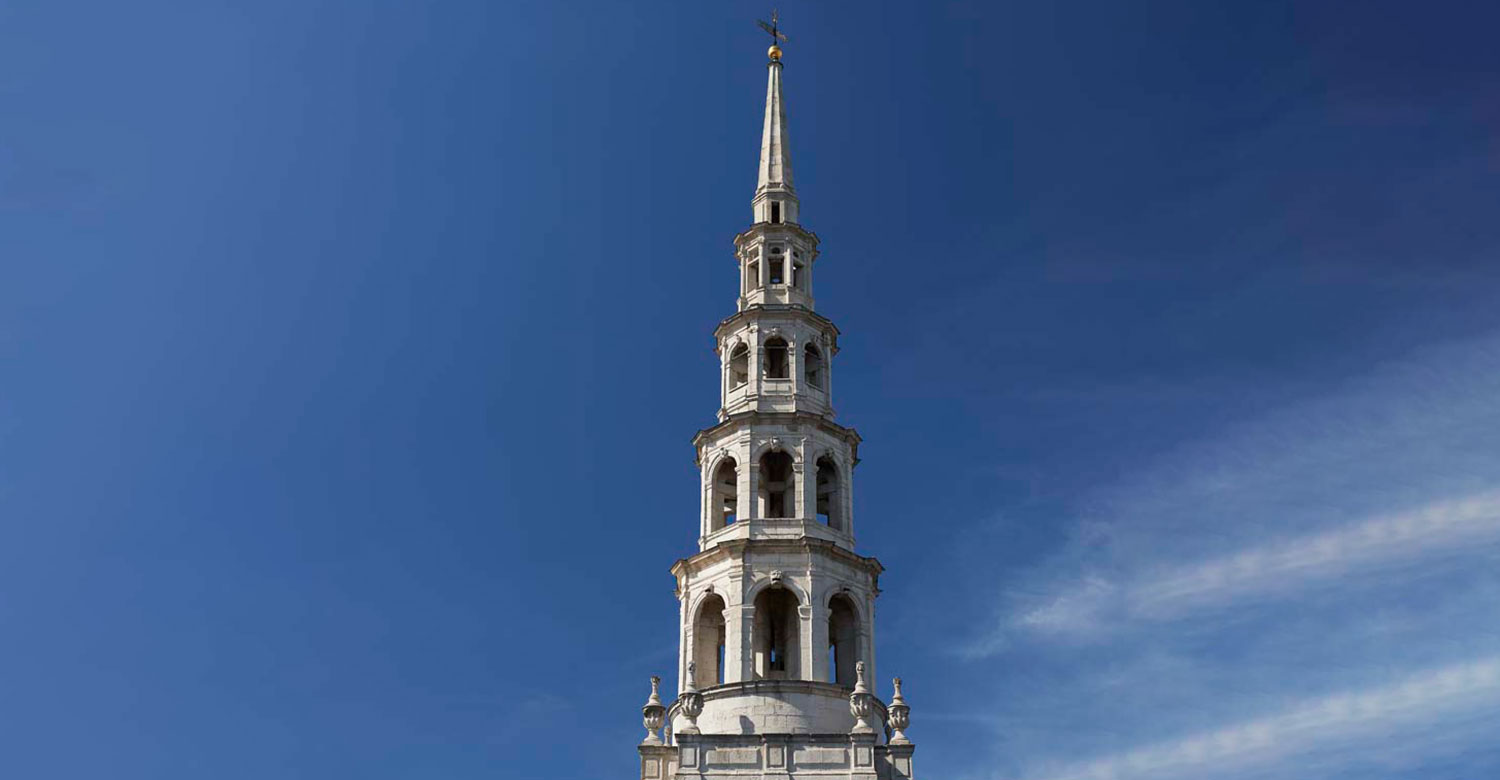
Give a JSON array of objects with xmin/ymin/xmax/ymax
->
[
  {"xmin": 641, "ymin": 675, "xmax": 666, "ymax": 745},
  {"xmin": 888, "ymin": 676, "xmax": 911, "ymax": 744},
  {"xmin": 678, "ymin": 662, "xmax": 705, "ymax": 735},
  {"xmin": 848, "ymin": 660, "xmax": 874, "ymax": 734}
]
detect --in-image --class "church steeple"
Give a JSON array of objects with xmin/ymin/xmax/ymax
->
[
  {"xmin": 634, "ymin": 21, "xmax": 919, "ymax": 780},
  {"xmin": 754, "ymin": 45, "xmax": 798, "ymax": 226}
]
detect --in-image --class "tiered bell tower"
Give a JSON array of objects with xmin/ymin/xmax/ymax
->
[{"xmin": 636, "ymin": 25, "xmax": 917, "ymax": 780}]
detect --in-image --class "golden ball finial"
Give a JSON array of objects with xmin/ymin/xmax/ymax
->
[{"xmin": 768, "ymin": 44, "xmax": 782, "ymax": 61}]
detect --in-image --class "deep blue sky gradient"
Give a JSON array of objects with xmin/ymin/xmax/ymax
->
[{"xmin": 3, "ymin": 2, "xmax": 1500, "ymax": 778}]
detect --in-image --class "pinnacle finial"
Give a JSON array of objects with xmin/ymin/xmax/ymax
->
[
  {"xmin": 757, "ymin": 11, "xmax": 788, "ymax": 61},
  {"xmin": 678, "ymin": 663, "xmax": 705, "ymax": 735},
  {"xmin": 848, "ymin": 661, "xmax": 875, "ymax": 733},
  {"xmin": 641, "ymin": 675, "xmax": 667, "ymax": 745},
  {"xmin": 889, "ymin": 675, "xmax": 912, "ymax": 744}
]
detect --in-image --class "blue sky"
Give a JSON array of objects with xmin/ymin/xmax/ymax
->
[{"xmin": 3, "ymin": 1, "xmax": 1499, "ymax": 778}]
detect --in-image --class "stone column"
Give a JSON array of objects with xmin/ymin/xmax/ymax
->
[
  {"xmin": 748, "ymin": 326, "xmax": 761, "ymax": 399},
  {"xmin": 787, "ymin": 336, "xmax": 799, "ymax": 395},
  {"xmin": 724, "ymin": 603, "xmax": 754, "ymax": 684},
  {"xmin": 824, "ymin": 334, "xmax": 834, "ymax": 408},
  {"xmin": 680, "ymin": 631, "xmax": 693, "ymax": 695},
  {"xmin": 843, "ymin": 459, "xmax": 854, "ymax": 538},
  {"xmin": 864, "ymin": 593, "xmax": 878, "ymax": 691},
  {"xmin": 791, "ymin": 460, "xmax": 806, "ymax": 522},
  {"xmin": 736, "ymin": 441, "xmax": 751, "ymax": 523},
  {"xmin": 746, "ymin": 462, "xmax": 761, "ymax": 521},
  {"xmin": 800, "ymin": 446, "xmax": 818, "ymax": 521},
  {"xmin": 720, "ymin": 342, "xmax": 730, "ymax": 407},
  {"xmin": 808, "ymin": 590, "xmax": 830, "ymax": 683},
  {"xmin": 797, "ymin": 603, "xmax": 815, "ymax": 681},
  {"xmin": 700, "ymin": 466, "xmax": 711, "ymax": 538},
  {"xmin": 679, "ymin": 591, "xmax": 692, "ymax": 691}
]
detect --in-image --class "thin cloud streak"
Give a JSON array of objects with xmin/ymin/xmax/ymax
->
[
  {"xmin": 1132, "ymin": 491, "xmax": 1500, "ymax": 617},
  {"xmin": 1005, "ymin": 490, "xmax": 1500, "ymax": 640},
  {"xmin": 1022, "ymin": 656, "xmax": 1500, "ymax": 780}
]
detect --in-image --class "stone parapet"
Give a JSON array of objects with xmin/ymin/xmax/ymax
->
[{"xmin": 670, "ymin": 733, "xmax": 913, "ymax": 779}]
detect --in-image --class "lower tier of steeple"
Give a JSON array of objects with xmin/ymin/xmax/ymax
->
[{"xmin": 671, "ymin": 538, "xmax": 883, "ymax": 696}]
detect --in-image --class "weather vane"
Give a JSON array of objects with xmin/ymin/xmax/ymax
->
[{"xmin": 757, "ymin": 10, "xmax": 788, "ymax": 59}]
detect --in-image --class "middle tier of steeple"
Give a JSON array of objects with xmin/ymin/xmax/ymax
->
[{"xmin": 713, "ymin": 304, "xmax": 838, "ymax": 420}]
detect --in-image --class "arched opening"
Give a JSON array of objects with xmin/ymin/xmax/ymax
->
[
  {"xmin": 711, "ymin": 458, "xmax": 738, "ymax": 528},
  {"xmin": 694, "ymin": 593, "xmax": 727, "ymax": 687},
  {"xmin": 803, "ymin": 344, "xmax": 824, "ymax": 390},
  {"xmin": 729, "ymin": 344, "xmax": 749, "ymax": 389},
  {"xmin": 759, "ymin": 450, "xmax": 794, "ymax": 518},
  {"xmin": 828, "ymin": 593, "xmax": 860, "ymax": 688},
  {"xmin": 753, "ymin": 587, "xmax": 800, "ymax": 679},
  {"xmin": 816, "ymin": 456, "xmax": 842, "ymax": 529},
  {"xmin": 764, "ymin": 337, "xmax": 789, "ymax": 379}
]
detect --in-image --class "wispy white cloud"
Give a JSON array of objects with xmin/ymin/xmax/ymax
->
[
  {"xmin": 1022, "ymin": 656, "xmax": 1500, "ymax": 780},
  {"xmin": 962, "ymin": 332, "xmax": 1500, "ymax": 654},
  {"xmin": 985, "ymin": 491, "xmax": 1500, "ymax": 644},
  {"xmin": 1130, "ymin": 492, "xmax": 1500, "ymax": 618}
]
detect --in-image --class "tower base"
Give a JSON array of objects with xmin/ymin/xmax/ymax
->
[{"xmin": 640, "ymin": 733, "xmax": 915, "ymax": 780}]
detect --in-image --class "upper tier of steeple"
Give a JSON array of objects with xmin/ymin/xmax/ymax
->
[{"xmin": 736, "ymin": 47, "xmax": 819, "ymax": 312}]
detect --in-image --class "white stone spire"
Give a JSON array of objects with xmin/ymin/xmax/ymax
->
[
  {"xmin": 757, "ymin": 54, "xmax": 793, "ymax": 193},
  {"xmin": 753, "ymin": 47, "xmax": 799, "ymax": 226}
]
